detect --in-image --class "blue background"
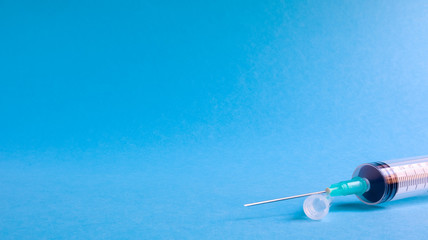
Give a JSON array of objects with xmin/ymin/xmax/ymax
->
[{"xmin": 1, "ymin": 0, "xmax": 428, "ymax": 239}]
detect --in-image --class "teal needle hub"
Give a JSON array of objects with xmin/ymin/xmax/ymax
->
[{"xmin": 326, "ymin": 177, "xmax": 369, "ymax": 197}]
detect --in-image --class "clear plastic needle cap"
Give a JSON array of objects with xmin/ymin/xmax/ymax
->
[{"xmin": 303, "ymin": 193, "xmax": 332, "ymax": 220}]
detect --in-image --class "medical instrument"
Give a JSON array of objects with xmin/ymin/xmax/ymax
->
[{"xmin": 244, "ymin": 156, "xmax": 428, "ymax": 220}]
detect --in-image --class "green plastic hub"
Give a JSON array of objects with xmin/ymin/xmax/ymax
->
[{"xmin": 326, "ymin": 177, "xmax": 369, "ymax": 197}]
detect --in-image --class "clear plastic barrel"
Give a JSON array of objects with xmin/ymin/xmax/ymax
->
[{"xmin": 352, "ymin": 156, "xmax": 428, "ymax": 205}]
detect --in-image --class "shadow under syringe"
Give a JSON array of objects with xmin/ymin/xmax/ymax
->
[{"xmin": 289, "ymin": 194, "xmax": 428, "ymax": 221}]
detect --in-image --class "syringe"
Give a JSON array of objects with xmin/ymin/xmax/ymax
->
[{"xmin": 244, "ymin": 156, "xmax": 428, "ymax": 219}]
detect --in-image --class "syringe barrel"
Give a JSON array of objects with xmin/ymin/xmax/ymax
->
[{"xmin": 352, "ymin": 156, "xmax": 428, "ymax": 205}]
